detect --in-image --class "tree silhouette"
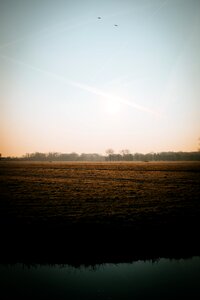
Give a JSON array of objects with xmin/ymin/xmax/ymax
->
[{"xmin": 105, "ymin": 149, "xmax": 114, "ymax": 161}]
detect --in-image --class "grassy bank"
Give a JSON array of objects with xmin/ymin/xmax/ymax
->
[{"xmin": 0, "ymin": 161, "xmax": 200, "ymax": 265}]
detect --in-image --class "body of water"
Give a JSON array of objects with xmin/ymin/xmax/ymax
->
[{"xmin": 0, "ymin": 257, "xmax": 200, "ymax": 299}]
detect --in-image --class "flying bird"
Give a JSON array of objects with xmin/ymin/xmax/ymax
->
[
  {"xmin": 114, "ymin": 24, "xmax": 118, "ymax": 26},
  {"xmin": 98, "ymin": 17, "xmax": 101, "ymax": 19}
]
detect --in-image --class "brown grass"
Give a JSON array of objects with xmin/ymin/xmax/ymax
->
[
  {"xmin": 1, "ymin": 161, "xmax": 200, "ymax": 264},
  {"xmin": 0, "ymin": 161, "xmax": 200, "ymax": 230}
]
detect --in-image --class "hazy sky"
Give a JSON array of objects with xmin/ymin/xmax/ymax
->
[{"xmin": 0, "ymin": 0, "xmax": 200, "ymax": 156}]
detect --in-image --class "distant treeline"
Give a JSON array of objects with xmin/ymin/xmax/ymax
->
[{"xmin": 1, "ymin": 151, "xmax": 200, "ymax": 161}]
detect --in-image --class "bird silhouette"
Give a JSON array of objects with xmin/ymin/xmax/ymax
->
[
  {"xmin": 98, "ymin": 17, "xmax": 101, "ymax": 19},
  {"xmin": 114, "ymin": 24, "xmax": 118, "ymax": 27}
]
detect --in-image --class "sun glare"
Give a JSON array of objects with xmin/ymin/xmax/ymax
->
[{"xmin": 104, "ymin": 99, "xmax": 121, "ymax": 115}]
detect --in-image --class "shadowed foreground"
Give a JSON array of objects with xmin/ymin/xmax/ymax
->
[{"xmin": 0, "ymin": 161, "xmax": 200, "ymax": 265}]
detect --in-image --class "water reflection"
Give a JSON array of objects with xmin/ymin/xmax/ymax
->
[{"xmin": 0, "ymin": 257, "xmax": 200, "ymax": 299}]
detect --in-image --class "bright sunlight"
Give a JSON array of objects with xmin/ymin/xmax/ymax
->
[{"xmin": 104, "ymin": 99, "xmax": 121, "ymax": 115}]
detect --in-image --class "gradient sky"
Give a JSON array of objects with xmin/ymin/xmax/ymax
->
[{"xmin": 0, "ymin": 0, "xmax": 200, "ymax": 156}]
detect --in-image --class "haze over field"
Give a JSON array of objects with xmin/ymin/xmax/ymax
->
[{"xmin": 0, "ymin": 0, "xmax": 200, "ymax": 156}]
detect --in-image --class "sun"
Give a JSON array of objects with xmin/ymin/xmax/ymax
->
[{"xmin": 104, "ymin": 99, "xmax": 121, "ymax": 115}]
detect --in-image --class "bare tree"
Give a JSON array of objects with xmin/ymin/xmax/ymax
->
[
  {"xmin": 120, "ymin": 149, "xmax": 130, "ymax": 156},
  {"xmin": 120, "ymin": 149, "xmax": 130, "ymax": 161},
  {"xmin": 105, "ymin": 148, "xmax": 114, "ymax": 161}
]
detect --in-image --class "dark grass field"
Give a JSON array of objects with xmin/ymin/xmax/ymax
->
[{"xmin": 0, "ymin": 161, "xmax": 200, "ymax": 265}]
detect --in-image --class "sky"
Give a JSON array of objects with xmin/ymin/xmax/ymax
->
[{"xmin": 0, "ymin": 0, "xmax": 200, "ymax": 156}]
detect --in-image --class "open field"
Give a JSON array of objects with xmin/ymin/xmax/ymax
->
[{"xmin": 0, "ymin": 161, "xmax": 200, "ymax": 264}]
